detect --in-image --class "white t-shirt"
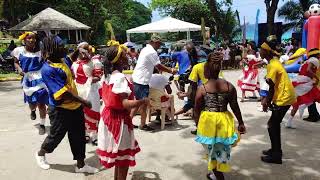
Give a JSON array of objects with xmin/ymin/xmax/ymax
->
[
  {"xmin": 132, "ymin": 44, "xmax": 161, "ymax": 85},
  {"xmin": 149, "ymin": 74, "xmax": 169, "ymax": 91},
  {"xmin": 223, "ymin": 48, "xmax": 230, "ymax": 60}
]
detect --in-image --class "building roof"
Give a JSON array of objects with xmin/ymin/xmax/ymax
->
[{"xmin": 10, "ymin": 7, "xmax": 90, "ymax": 31}]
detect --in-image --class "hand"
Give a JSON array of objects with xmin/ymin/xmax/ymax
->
[
  {"xmin": 313, "ymin": 79, "xmax": 319, "ymax": 86},
  {"xmin": 171, "ymin": 68, "xmax": 178, "ymax": 75},
  {"xmin": 83, "ymin": 100, "xmax": 92, "ymax": 109},
  {"xmin": 238, "ymin": 123, "xmax": 246, "ymax": 134},
  {"xmin": 19, "ymin": 71, "xmax": 25, "ymax": 76}
]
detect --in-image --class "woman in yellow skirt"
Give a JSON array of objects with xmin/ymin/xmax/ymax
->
[{"xmin": 194, "ymin": 52, "xmax": 246, "ymax": 180}]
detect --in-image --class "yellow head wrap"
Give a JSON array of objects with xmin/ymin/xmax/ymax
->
[
  {"xmin": 307, "ymin": 49, "xmax": 320, "ymax": 58},
  {"xmin": 19, "ymin": 32, "xmax": 35, "ymax": 41},
  {"xmin": 107, "ymin": 40, "xmax": 128, "ymax": 64},
  {"xmin": 261, "ymin": 42, "xmax": 280, "ymax": 56}
]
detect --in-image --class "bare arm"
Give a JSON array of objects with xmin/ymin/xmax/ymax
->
[
  {"xmin": 194, "ymin": 86, "xmax": 205, "ymax": 126},
  {"xmin": 119, "ymin": 93, "xmax": 147, "ymax": 110},
  {"xmin": 229, "ymin": 85, "xmax": 244, "ymax": 126},
  {"xmin": 156, "ymin": 64, "xmax": 177, "ymax": 74},
  {"xmin": 13, "ymin": 57, "xmax": 24, "ymax": 76}
]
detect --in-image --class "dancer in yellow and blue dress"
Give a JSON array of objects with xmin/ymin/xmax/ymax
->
[
  {"xmin": 12, "ymin": 32, "xmax": 48, "ymax": 135},
  {"xmin": 194, "ymin": 52, "xmax": 246, "ymax": 180}
]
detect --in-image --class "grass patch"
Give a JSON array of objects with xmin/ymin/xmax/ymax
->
[{"xmin": 0, "ymin": 72, "xmax": 21, "ymax": 79}]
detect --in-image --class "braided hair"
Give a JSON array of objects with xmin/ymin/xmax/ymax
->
[
  {"xmin": 204, "ymin": 52, "xmax": 223, "ymax": 80},
  {"xmin": 41, "ymin": 35, "xmax": 66, "ymax": 62}
]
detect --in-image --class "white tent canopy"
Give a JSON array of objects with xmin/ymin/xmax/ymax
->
[{"xmin": 126, "ymin": 17, "xmax": 209, "ymax": 41}]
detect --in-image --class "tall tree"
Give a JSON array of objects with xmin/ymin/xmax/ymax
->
[
  {"xmin": 278, "ymin": 0, "xmax": 316, "ymax": 32},
  {"xmin": 264, "ymin": 0, "xmax": 280, "ymax": 35}
]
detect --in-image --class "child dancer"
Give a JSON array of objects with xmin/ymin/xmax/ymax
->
[
  {"xmin": 238, "ymin": 54, "xmax": 260, "ymax": 102},
  {"xmin": 72, "ymin": 42, "xmax": 103, "ymax": 145},
  {"xmin": 97, "ymin": 41, "xmax": 147, "ymax": 180},
  {"xmin": 287, "ymin": 48, "xmax": 320, "ymax": 128},
  {"xmin": 12, "ymin": 32, "xmax": 48, "ymax": 135},
  {"xmin": 36, "ymin": 35, "xmax": 98, "ymax": 173},
  {"xmin": 194, "ymin": 52, "xmax": 246, "ymax": 180}
]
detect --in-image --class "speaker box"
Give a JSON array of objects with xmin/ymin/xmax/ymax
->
[{"xmin": 258, "ymin": 22, "xmax": 283, "ymax": 46}]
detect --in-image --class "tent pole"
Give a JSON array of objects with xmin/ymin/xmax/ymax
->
[
  {"xmin": 68, "ymin": 30, "xmax": 70, "ymax": 40},
  {"xmin": 187, "ymin": 31, "xmax": 191, "ymax": 41},
  {"xmin": 76, "ymin": 30, "xmax": 79, "ymax": 43},
  {"xmin": 127, "ymin": 33, "xmax": 131, "ymax": 42},
  {"xmin": 80, "ymin": 30, "xmax": 82, "ymax": 41}
]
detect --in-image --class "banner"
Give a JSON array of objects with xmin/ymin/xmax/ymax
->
[{"xmin": 254, "ymin": 9, "xmax": 260, "ymax": 46}]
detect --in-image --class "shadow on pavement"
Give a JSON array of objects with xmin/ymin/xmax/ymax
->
[
  {"xmin": 0, "ymin": 82, "xmax": 21, "ymax": 92},
  {"xmin": 131, "ymin": 171, "xmax": 162, "ymax": 180}
]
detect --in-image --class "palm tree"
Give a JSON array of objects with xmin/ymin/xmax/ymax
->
[{"xmin": 278, "ymin": 0, "xmax": 318, "ymax": 33}]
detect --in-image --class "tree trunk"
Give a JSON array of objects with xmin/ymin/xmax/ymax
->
[
  {"xmin": 207, "ymin": 0, "xmax": 223, "ymax": 38},
  {"xmin": 265, "ymin": 0, "xmax": 280, "ymax": 35}
]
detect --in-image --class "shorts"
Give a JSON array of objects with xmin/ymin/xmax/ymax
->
[
  {"xmin": 183, "ymin": 99, "xmax": 194, "ymax": 112},
  {"xmin": 133, "ymin": 82, "xmax": 149, "ymax": 100}
]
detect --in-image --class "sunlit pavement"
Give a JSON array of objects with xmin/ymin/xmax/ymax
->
[{"xmin": 1, "ymin": 70, "xmax": 319, "ymax": 180}]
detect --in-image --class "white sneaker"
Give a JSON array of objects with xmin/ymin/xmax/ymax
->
[
  {"xmin": 75, "ymin": 164, "xmax": 99, "ymax": 174},
  {"xmin": 35, "ymin": 152, "xmax": 50, "ymax": 170}
]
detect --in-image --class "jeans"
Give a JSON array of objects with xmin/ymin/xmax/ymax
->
[
  {"xmin": 41, "ymin": 106, "xmax": 86, "ymax": 160},
  {"xmin": 267, "ymin": 105, "xmax": 290, "ymax": 157},
  {"xmin": 133, "ymin": 82, "xmax": 149, "ymax": 100}
]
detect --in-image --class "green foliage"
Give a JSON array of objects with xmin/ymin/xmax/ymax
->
[
  {"xmin": 151, "ymin": 0, "xmax": 239, "ymax": 41},
  {"xmin": 1, "ymin": 0, "xmax": 152, "ymax": 44},
  {"xmin": 278, "ymin": 0, "xmax": 317, "ymax": 33}
]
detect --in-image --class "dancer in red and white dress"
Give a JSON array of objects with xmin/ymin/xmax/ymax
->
[
  {"xmin": 287, "ymin": 49, "xmax": 320, "ymax": 128},
  {"xmin": 238, "ymin": 54, "xmax": 260, "ymax": 102},
  {"xmin": 72, "ymin": 42, "xmax": 103, "ymax": 144},
  {"xmin": 97, "ymin": 41, "xmax": 147, "ymax": 180}
]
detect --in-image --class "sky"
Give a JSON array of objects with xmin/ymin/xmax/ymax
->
[{"xmin": 136, "ymin": 0, "xmax": 289, "ymax": 24}]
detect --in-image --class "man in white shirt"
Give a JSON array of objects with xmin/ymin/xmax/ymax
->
[
  {"xmin": 132, "ymin": 34, "xmax": 177, "ymax": 131},
  {"xmin": 222, "ymin": 45, "xmax": 230, "ymax": 69}
]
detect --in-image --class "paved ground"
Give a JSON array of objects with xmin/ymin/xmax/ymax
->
[{"xmin": 1, "ymin": 70, "xmax": 320, "ymax": 180}]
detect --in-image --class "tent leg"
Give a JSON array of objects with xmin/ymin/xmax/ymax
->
[
  {"xmin": 127, "ymin": 33, "xmax": 130, "ymax": 42},
  {"xmin": 76, "ymin": 30, "xmax": 79, "ymax": 43},
  {"xmin": 80, "ymin": 30, "xmax": 82, "ymax": 41},
  {"xmin": 187, "ymin": 31, "xmax": 191, "ymax": 41},
  {"xmin": 68, "ymin": 30, "xmax": 70, "ymax": 40}
]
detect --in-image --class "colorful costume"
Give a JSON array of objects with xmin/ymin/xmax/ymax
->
[
  {"xmin": 238, "ymin": 55, "xmax": 259, "ymax": 92},
  {"xmin": 195, "ymin": 86, "xmax": 239, "ymax": 172},
  {"xmin": 72, "ymin": 57, "xmax": 103, "ymax": 137},
  {"xmin": 11, "ymin": 47, "xmax": 48, "ymax": 104},
  {"xmin": 97, "ymin": 72, "xmax": 140, "ymax": 168},
  {"xmin": 292, "ymin": 57, "xmax": 320, "ymax": 108}
]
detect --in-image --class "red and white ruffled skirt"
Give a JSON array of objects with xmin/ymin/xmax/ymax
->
[
  {"xmin": 97, "ymin": 108, "xmax": 140, "ymax": 169},
  {"xmin": 292, "ymin": 75, "xmax": 320, "ymax": 108}
]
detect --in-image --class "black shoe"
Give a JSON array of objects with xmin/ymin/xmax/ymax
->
[
  {"xmin": 30, "ymin": 110, "xmax": 36, "ymax": 120},
  {"xmin": 133, "ymin": 125, "xmax": 139, "ymax": 129},
  {"xmin": 139, "ymin": 125, "xmax": 155, "ymax": 131},
  {"xmin": 261, "ymin": 155, "xmax": 282, "ymax": 164},
  {"xmin": 262, "ymin": 149, "xmax": 283, "ymax": 156},
  {"xmin": 92, "ymin": 139, "xmax": 98, "ymax": 146},
  {"xmin": 191, "ymin": 129, "xmax": 197, "ymax": 135},
  {"xmin": 38, "ymin": 125, "xmax": 46, "ymax": 135},
  {"xmin": 303, "ymin": 117, "xmax": 319, "ymax": 122}
]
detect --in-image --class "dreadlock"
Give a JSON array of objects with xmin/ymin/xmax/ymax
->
[
  {"xmin": 101, "ymin": 45, "xmax": 119, "ymax": 77},
  {"xmin": 41, "ymin": 35, "xmax": 66, "ymax": 62},
  {"xmin": 204, "ymin": 52, "xmax": 223, "ymax": 80}
]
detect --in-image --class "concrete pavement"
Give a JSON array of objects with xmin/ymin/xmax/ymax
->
[{"xmin": 0, "ymin": 70, "xmax": 320, "ymax": 180}]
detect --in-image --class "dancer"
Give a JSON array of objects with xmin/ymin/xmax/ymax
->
[
  {"xmin": 12, "ymin": 32, "xmax": 48, "ymax": 135},
  {"xmin": 287, "ymin": 48, "xmax": 320, "ymax": 128},
  {"xmin": 260, "ymin": 35, "xmax": 296, "ymax": 164},
  {"xmin": 194, "ymin": 52, "xmax": 246, "ymax": 180},
  {"xmin": 238, "ymin": 54, "xmax": 260, "ymax": 102},
  {"xmin": 97, "ymin": 41, "xmax": 146, "ymax": 180},
  {"xmin": 72, "ymin": 42, "xmax": 103, "ymax": 145},
  {"xmin": 35, "ymin": 36, "xmax": 98, "ymax": 173}
]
